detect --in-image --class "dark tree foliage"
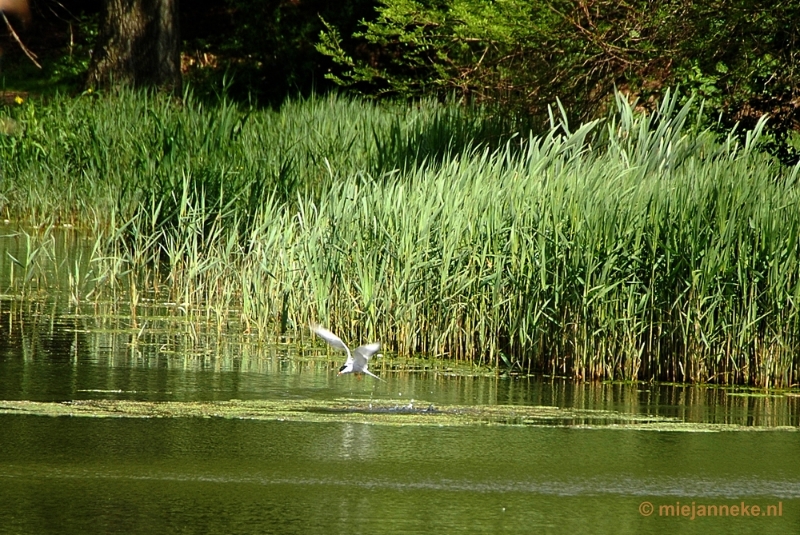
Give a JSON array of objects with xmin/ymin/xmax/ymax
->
[
  {"xmin": 668, "ymin": 1, "xmax": 799, "ymax": 161},
  {"xmin": 3, "ymin": 0, "xmax": 379, "ymax": 104},
  {"xmin": 213, "ymin": 0, "xmax": 379, "ymax": 104},
  {"xmin": 319, "ymin": 0, "xmax": 800, "ymax": 161},
  {"xmin": 7, "ymin": 0, "xmax": 799, "ymax": 163}
]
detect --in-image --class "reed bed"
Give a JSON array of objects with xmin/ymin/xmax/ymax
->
[{"xmin": 1, "ymin": 89, "xmax": 799, "ymax": 386}]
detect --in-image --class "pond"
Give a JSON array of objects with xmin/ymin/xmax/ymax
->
[{"xmin": 1, "ymin": 230, "xmax": 799, "ymax": 534}]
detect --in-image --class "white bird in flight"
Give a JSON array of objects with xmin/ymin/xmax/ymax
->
[{"xmin": 310, "ymin": 324, "xmax": 384, "ymax": 381}]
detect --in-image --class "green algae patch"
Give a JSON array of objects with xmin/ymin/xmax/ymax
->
[{"xmin": 0, "ymin": 399, "xmax": 797, "ymax": 432}]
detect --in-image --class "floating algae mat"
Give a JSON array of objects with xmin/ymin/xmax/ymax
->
[{"xmin": 1, "ymin": 398, "xmax": 797, "ymax": 432}]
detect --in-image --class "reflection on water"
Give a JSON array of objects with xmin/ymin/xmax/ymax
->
[
  {"xmin": 334, "ymin": 423, "xmax": 376, "ymax": 461},
  {"xmin": 1, "ymin": 296, "xmax": 799, "ymax": 428},
  {"xmin": 2, "ymin": 230, "xmax": 800, "ymax": 534}
]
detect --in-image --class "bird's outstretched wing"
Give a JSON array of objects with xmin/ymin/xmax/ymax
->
[
  {"xmin": 353, "ymin": 343, "xmax": 383, "ymax": 381},
  {"xmin": 310, "ymin": 324, "xmax": 350, "ymax": 354},
  {"xmin": 353, "ymin": 342, "xmax": 380, "ymax": 364}
]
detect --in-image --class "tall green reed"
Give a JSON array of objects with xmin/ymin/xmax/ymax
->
[{"xmin": 2, "ymin": 88, "xmax": 798, "ymax": 386}]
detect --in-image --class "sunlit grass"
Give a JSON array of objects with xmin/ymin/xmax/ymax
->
[{"xmin": 1, "ymin": 89, "xmax": 799, "ymax": 386}]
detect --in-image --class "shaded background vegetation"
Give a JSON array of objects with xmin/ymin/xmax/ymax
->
[
  {"xmin": 0, "ymin": 0, "xmax": 797, "ymax": 162},
  {"xmin": 318, "ymin": 0, "xmax": 800, "ymax": 162},
  {"xmin": 0, "ymin": 0, "xmax": 377, "ymax": 103}
]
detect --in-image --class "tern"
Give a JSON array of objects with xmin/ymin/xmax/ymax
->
[{"xmin": 310, "ymin": 324, "xmax": 384, "ymax": 381}]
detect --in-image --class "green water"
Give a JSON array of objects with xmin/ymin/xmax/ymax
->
[
  {"xmin": 1, "ymin": 415, "xmax": 799, "ymax": 534},
  {"xmin": 1, "ymin": 230, "xmax": 800, "ymax": 534}
]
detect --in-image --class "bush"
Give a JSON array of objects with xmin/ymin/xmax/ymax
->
[{"xmin": 319, "ymin": 0, "xmax": 800, "ymax": 163}]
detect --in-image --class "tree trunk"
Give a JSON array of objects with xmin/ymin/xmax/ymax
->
[
  {"xmin": 87, "ymin": 0, "xmax": 181, "ymax": 93},
  {"xmin": 0, "ymin": 0, "xmax": 30, "ymax": 26},
  {"xmin": 0, "ymin": 0, "xmax": 32, "ymax": 71}
]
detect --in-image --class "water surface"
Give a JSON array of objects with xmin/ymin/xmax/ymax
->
[{"xmin": 1, "ymin": 230, "xmax": 799, "ymax": 534}]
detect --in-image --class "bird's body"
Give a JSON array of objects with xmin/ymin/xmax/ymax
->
[{"xmin": 310, "ymin": 324, "xmax": 383, "ymax": 381}]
